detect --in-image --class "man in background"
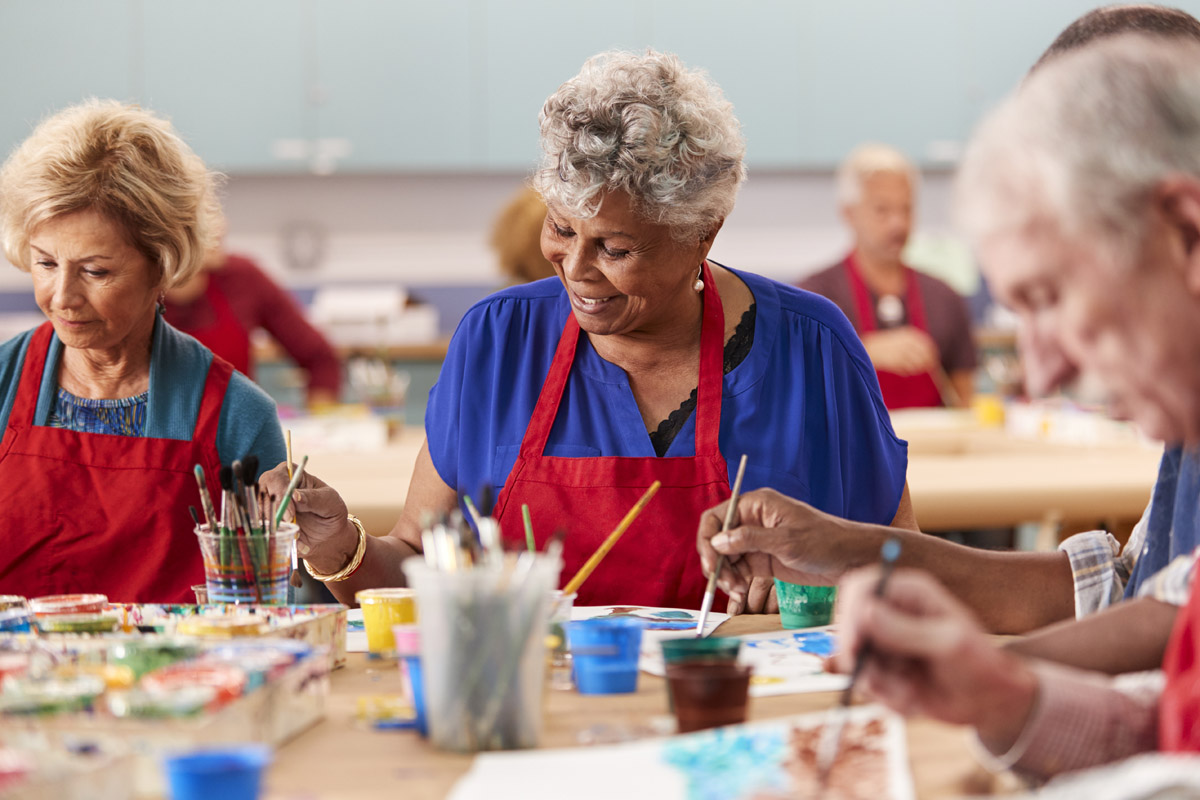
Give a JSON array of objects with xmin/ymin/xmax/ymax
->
[{"xmin": 801, "ymin": 144, "xmax": 976, "ymax": 409}]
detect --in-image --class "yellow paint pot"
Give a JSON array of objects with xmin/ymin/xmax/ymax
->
[{"xmin": 355, "ymin": 588, "xmax": 417, "ymax": 657}]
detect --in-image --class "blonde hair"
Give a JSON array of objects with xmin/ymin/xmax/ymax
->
[
  {"xmin": 491, "ymin": 186, "xmax": 556, "ymax": 284},
  {"xmin": 0, "ymin": 99, "xmax": 223, "ymax": 287},
  {"xmin": 533, "ymin": 49, "xmax": 746, "ymax": 243},
  {"xmin": 836, "ymin": 143, "xmax": 919, "ymax": 207}
]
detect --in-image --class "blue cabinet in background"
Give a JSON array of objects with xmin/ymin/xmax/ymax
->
[{"xmin": 0, "ymin": 0, "xmax": 1194, "ymax": 172}]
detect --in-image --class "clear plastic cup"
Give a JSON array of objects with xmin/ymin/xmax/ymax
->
[
  {"xmin": 546, "ymin": 590, "xmax": 576, "ymax": 691},
  {"xmin": 402, "ymin": 554, "xmax": 559, "ymax": 752},
  {"xmin": 567, "ymin": 617, "xmax": 644, "ymax": 695},
  {"xmin": 195, "ymin": 524, "xmax": 298, "ymax": 605},
  {"xmin": 163, "ymin": 745, "xmax": 271, "ymax": 800},
  {"xmin": 665, "ymin": 660, "xmax": 753, "ymax": 733}
]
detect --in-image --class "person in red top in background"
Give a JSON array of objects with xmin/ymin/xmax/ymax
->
[
  {"xmin": 164, "ymin": 243, "xmax": 341, "ymax": 406},
  {"xmin": 800, "ymin": 144, "xmax": 976, "ymax": 409}
]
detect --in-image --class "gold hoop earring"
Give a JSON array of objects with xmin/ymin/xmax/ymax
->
[{"xmin": 693, "ymin": 264, "xmax": 705, "ymax": 293}]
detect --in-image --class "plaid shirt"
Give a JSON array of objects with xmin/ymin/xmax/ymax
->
[{"xmin": 1060, "ymin": 502, "xmax": 1197, "ymax": 617}]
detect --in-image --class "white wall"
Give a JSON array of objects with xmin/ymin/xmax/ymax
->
[{"xmin": 0, "ymin": 169, "xmax": 973, "ymax": 293}]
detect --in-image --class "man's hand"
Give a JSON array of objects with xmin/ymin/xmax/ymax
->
[
  {"xmin": 834, "ymin": 566, "xmax": 1039, "ymax": 753},
  {"xmin": 862, "ymin": 327, "xmax": 939, "ymax": 375}
]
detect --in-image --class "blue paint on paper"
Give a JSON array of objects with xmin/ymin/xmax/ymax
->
[{"xmin": 662, "ymin": 727, "xmax": 790, "ymax": 800}]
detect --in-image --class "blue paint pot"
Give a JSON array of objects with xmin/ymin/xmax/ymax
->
[
  {"xmin": 163, "ymin": 745, "xmax": 271, "ymax": 800},
  {"xmin": 567, "ymin": 617, "xmax": 644, "ymax": 694}
]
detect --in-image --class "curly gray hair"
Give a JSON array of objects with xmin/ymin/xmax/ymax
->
[
  {"xmin": 957, "ymin": 34, "xmax": 1200, "ymax": 261},
  {"xmin": 532, "ymin": 49, "xmax": 746, "ymax": 243}
]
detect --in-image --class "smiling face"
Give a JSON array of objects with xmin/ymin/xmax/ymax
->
[
  {"xmin": 29, "ymin": 208, "xmax": 162, "ymax": 357},
  {"xmin": 540, "ymin": 190, "xmax": 717, "ymax": 341},
  {"xmin": 981, "ymin": 194, "xmax": 1200, "ymax": 444},
  {"xmin": 843, "ymin": 171, "xmax": 913, "ymax": 264}
]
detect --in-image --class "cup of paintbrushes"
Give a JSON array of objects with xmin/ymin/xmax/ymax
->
[
  {"xmin": 195, "ymin": 523, "xmax": 298, "ymax": 605},
  {"xmin": 401, "ymin": 553, "xmax": 560, "ymax": 753}
]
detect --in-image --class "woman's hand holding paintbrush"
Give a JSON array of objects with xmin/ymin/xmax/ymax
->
[
  {"xmin": 829, "ymin": 564, "xmax": 1040, "ymax": 760},
  {"xmin": 260, "ymin": 461, "xmax": 357, "ymax": 575}
]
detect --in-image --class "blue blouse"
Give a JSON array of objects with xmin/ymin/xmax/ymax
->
[{"xmin": 426, "ymin": 267, "xmax": 908, "ymax": 526}]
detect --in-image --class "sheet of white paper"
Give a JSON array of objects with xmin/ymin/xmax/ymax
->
[
  {"xmin": 640, "ymin": 627, "xmax": 849, "ymax": 696},
  {"xmin": 1004, "ymin": 753, "xmax": 1200, "ymax": 799},
  {"xmin": 448, "ymin": 706, "xmax": 913, "ymax": 800},
  {"xmin": 345, "ymin": 607, "xmax": 366, "ymax": 652}
]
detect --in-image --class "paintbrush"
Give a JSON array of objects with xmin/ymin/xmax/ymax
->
[
  {"xmin": 193, "ymin": 465, "xmax": 218, "ymax": 531},
  {"xmin": 562, "ymin": 481, "xmax": 661, "ymax": 596},
  {"xmin": 273, "ymin": 455, "xmax": 309, "ymax": 528},
  {"xmin": 694, "ymin": 454, "xmax": 748, "ymax": 638},
  {"xmin": 814, "ymin": 537, "xmax": 902, "ymax": 788},
  {"xmin": 521, "ymin": 504, "xmax": 535, "ymax": 553}
]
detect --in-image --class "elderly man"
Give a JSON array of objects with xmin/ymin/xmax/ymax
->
[
  {"xmin": 800, "ymin": 144, "xmax": 976, "ymax": 409},
  {"xmin": 698, "ymin": 5, "xmax": 1200, "ymax": 659},
  {"xmin": 834, "ymin": 35, "xmax": 1200, "ymax": 774}
]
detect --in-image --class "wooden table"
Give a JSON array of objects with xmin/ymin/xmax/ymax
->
[
  {"xmin": 266, "ymin": 615, "xmax": 1010, "ymax": 799},
  {"xmin": 302, "ymin": 418, "xmax": 1162, "ymax": 538}
]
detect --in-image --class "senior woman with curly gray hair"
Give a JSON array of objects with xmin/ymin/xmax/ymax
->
[
  {"xmin": 0, "ymin": 100, "xmax": 285, "ymax": 602},
  {"xmin": 269, "ymin": 50, "xmax": 914, "ymax": 611}
]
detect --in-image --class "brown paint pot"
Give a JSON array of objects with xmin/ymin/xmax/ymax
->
[{"xmin": 665, "ymin": 659, "xmax": 753, "ymax": 733}]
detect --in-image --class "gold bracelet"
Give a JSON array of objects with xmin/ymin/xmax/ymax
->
[{"xmin": 304, "ymin": 514, "xmax": 368, "ymax": 582}]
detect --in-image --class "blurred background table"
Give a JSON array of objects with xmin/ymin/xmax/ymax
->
[{"xmin": 300, "ymin": 410, "xmax": 1162, "ymax": 544}]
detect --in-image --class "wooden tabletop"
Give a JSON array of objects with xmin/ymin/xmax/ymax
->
[
  {"xmin": 266, "ymin": 615, "xmax": 1013, "ymax": 799},
  {"xmin": 301, "ymin": 416, "xmax": 1161, "ymax": 537}
]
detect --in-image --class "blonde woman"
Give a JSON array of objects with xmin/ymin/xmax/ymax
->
[{"xmin": 0, "ymin": 100, "xmax": 285, "ymax": 602}]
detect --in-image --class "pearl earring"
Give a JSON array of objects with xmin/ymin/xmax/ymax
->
[{"xmin": 693, "ymin": 264, "xmax": 705, "ymax": 293}]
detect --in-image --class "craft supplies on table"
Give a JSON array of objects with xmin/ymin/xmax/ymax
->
[
  {"xmin": 0, "ymin": 739, "xmax": 134, "ymax": 800},
  {"xmin": 355, "ymin": 588, "xmax": 417, "ymax": 658},
  {"xmin": 0, "ymin": 602, "xmax": 344, "ymax": 797}
]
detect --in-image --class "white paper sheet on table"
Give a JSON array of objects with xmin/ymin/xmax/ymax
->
[
  {"xmin": 447, "ymin": 705, "xmax": 913, "ymax": 800},
  {"xmin": 572, "ymin": 605, "xmax": 731, "ymax": 663},
  {"xmin": 640, "ymin": 627, "xmax": 849, "ymax": 697},
  {"xmin": 1004, "ymin": 753, "xmax": 1200, "ymax": 799}
]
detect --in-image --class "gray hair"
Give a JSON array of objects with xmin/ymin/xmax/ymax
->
[
  {"xmin": 836, "ymin": 143, "xmax": 919, "ymax": 207},
  {"xmin": 532, "ymin": 49, "xmax": 746, "ymax": 242},
  {"xmin": 956, "ymin": 34, "xmax": 1200, "ymax": 259}
]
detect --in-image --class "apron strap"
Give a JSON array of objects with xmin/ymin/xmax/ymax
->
[
  {"xmin": 521, "ymin": 261, "xmax": 727, "ymax": 459},
  {"xmin": 193, "ymin": 354, "xmax": 235, "ymax": 443},
  {"xmin": 844, "ymin": 252, "xmax": 930, "ymax": 335},
  {"xmin": 8, "ymin": 323, "xmax": 55, "ymax": 430}
]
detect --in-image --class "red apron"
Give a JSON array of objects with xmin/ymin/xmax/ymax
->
[
  {"xmin": 844, "ymin": 253, "xmax": 943, "ymax": 409},
  {"xmin": 175, "ymin": 273, "xmax": 253, "ymax": 378},
  {"xmin": 1159, "ymin": 565, "xmax": 1200, "ymax": 751},
  {"xmin": 493, "ymin": 262, "xmax": 731, "ymax": 609},
  {"xmin": 0, "ymin": 322, "xmax": 230, "ymax": 603}
]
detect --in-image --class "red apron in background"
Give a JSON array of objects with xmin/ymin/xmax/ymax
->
[
  {"xmin": 843, "ymin": 253, "xmax": 943, "ymax": 409},
  {"xmin": 1160, "ymin": 564, "xmax": 1200, "ymax": 751},
  {"xmin": 0, "ymin": 322, "xmax": 230, "ymax": 603},
  {"xmin": 493, "ymin": 262, "xmax": 731, "ymax": 609},
  {"xmin": 176, "ymin": 274, "xmax": 253, "ymax": 378}
]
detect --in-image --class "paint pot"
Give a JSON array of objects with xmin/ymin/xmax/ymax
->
[
  {"xmin": 141, "ymin": 663, "xmax": 247, "ymax": 709},
  {"xmin": 0, "ymin": 596, "xmax": 27, "ymax": 613},
  {"xmin": 567, "ymin": 617, "xmax": 644, "ymax": 695},
  {"xmin": 392, "ymin": 624, "xmax": 427, "ymax": 737},
  {"xmin": 774, "ymin": 580, "xmax": 837, "ymax": 629},
  {"xmin": 34, "ymin": 612, "xmax": 119, "ymax": 634},
  {"xmin": 108, "ymin": 641, "xmax": 198, "ymax": 680},
  {"xmin": 665, "ymin": 659, "xmax": 753, "ymax": 733},
  {"xmin": 29, "ymin": 594, "xmax": 107, "ymax": 616},
  {"xmin": 355, "ymin": 588, "xmax": 417, "ymax": 658},
  {"xmin": 163, "ymin": 745, "xmax": 271, "ymax": 800},
  {"xmin": 176, "ymin": 616, "xmax": 267, "ymax": 639},
  {"xmin": 0, "ymin": 607, "xmax": 32, "ymax": 633}
]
